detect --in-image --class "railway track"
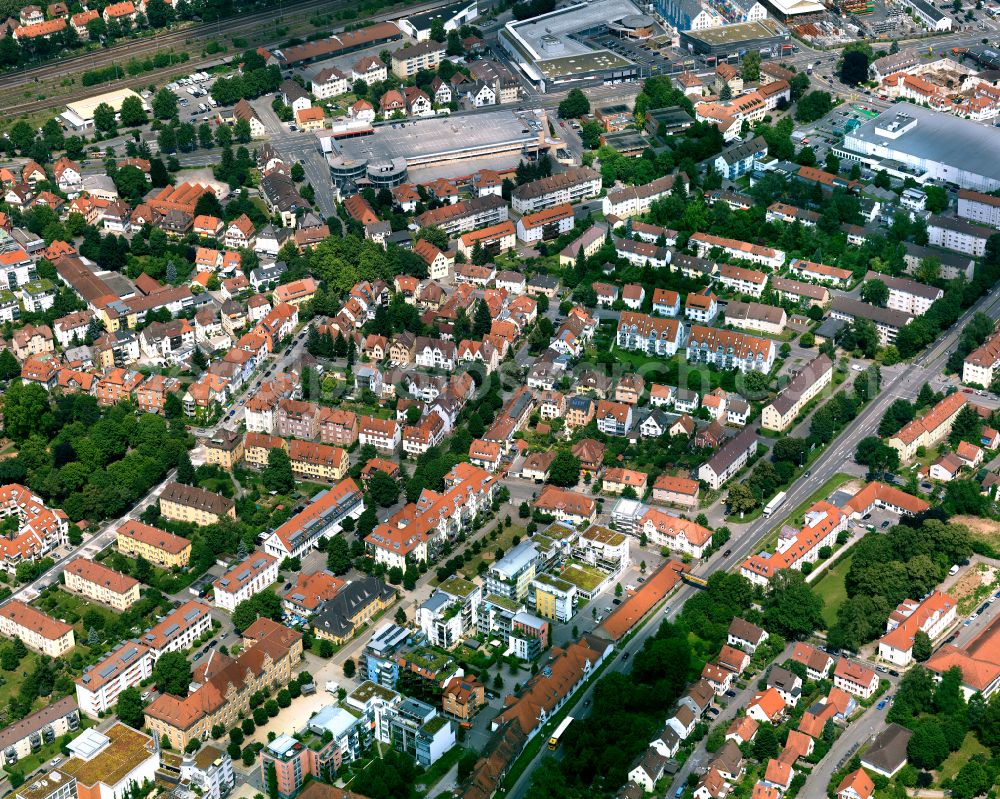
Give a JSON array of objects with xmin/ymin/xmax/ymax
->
[
  {"xmin": 0, "ymin": 0, "xmax": 455, "ymax": 117},
  {"xmin": 0, "ymin": 0, "xmax": 326, "ymax": 91}
]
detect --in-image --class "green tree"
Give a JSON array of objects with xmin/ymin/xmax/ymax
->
[
  {"xmin": 949, "ymin": 404, "xmax": 983, "ymax": 447},
  {"xmin": 548, "ymin": 450, "xmax": 581, "ymax": 487},
  {"xmin": 368, "ymin": 469, "xmax": 400, "ymax": 507},
  {"xmin": 93, "ymin": 103, "xmax": 117, "ymax": 134},
  {"xmin": 457, "ymin": 749, "xmax": 479, "ymax": 782},
  {"xmin": 763, "ymin": 570, "xmax": 824, "ymax": 638},
  {"xmin": 558, "ymin": 88, "xmax": 590, "ymax": 119},
  {"xmin": 0, "ymin": 348, "xmax": 20, "ymax": 381},
  {"xmin": 120, "ymin": 95, "xmax": 148, "ymax": 127},
  {"xmin": 860, "ymin": 278, "xmax": 889, "ymax": 307},
  {"xmin": 907, "ymin": 722, "xmax": 949, "ymax": 770},
  {"xmin": 344, "ymin": 658, "xmax": 356, "ymax": 679},
  {"xmin": 796, "ymin": 91, "xmax": 833, "ymax": 123},
  {"xmin": 176, "ymin": 450, "xmax": 195, "ymax": 484},
  {"xmin": 726, "ymin": 483, "xmax": 758, "ymax": 516},
  {"xmin": 262, "ymin": 447, "xmax": 294, "ymax": 494},
  {"xmin": 741, "ymin": 51, "xmax": 761, "ymax": 81},
  {"xmin": 115, "ymin": 686, "xmax": 145, "ymax": 727},
  {"xmin": 753, "ymin": 724, "xmax": 779, "ymax": 761},
  {"xmin": 839, "ymin": 49, "xmax": 870, "ymax": 86},
  {"xmin": 912, "ymin": 630, "xmax": 932, "ymax": 662},
  {"xmin": 153, "ymin": 651, "xmax": 192, "ymax": 696},
  {"xmin": 152, "ymin": 88, "xmax": 178, "ymax": 120},
  {"xmin": 924, "ymin": 185, "xmax": 948, "ymax": 214},
  {"xmin": 326, "ymin": 536, "xmax": 351, "ymax": 574}
]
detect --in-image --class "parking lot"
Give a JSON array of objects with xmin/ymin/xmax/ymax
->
[
  {"xmin": 586, "ymin": 32, "xmax": 692, "ymax": 77},
  {"xmin": 163, "ymin": 71, "xmax": 222, "ymax": 126}
]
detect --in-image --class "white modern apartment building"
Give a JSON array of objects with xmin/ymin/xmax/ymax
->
[
  {"xmin": 616, "ymin": 312, "xmax": 686, "ymax": 357},
  {"xmin": 958, "ymin": 188, "xmax": 1000, "ymax": 227},
  {"xmin": 927, "ymin": 215, "xmax": 993, "ymax": 257},
  {"xmin": 864, "ymin": 271, "xmax": 943, "ymax": 316},
  {"xmin": 510, "ymin": 167, "xmax": 601, "ymax": 214},
  {"xmin": 689, "ymin": 232, "xmax": 785, "ymax": 269},
  {"xmin": 141, "ymin": 600, "xmax": 213, "ymax": 658},
  {"xmin": 212, "ymin": 552, "xmax": 278, "ymax": 612},
  {"xmin": 417, "ymin": 577, "xmax": 481, "ymax": 648},
  {"xmin": 75, "ymin": 641, "xmax": 155, "ymax": 717}
]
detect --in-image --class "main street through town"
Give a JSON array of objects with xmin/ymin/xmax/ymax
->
[{"xmin": 503, "ymin": 277, "xmax": 1000, "ymax": 798}]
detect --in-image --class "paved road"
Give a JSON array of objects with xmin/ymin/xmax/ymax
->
[
  {"xmin": 505, "ymin": 276, "xmax": 1000, "ymax": 797},
  {"xmin": 251, "ymin": 98, "xmax": 340, "ymax": 219}
]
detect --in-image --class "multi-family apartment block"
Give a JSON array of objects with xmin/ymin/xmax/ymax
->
[
  {"xmin": 213, "ymin": 552, "xmax": 279, "ymax": 612},
  {"xmin": 927, "ymin": 214, "xmax": 993, "ymax": 257},
  {"xmin": 75, "ymin": 640, "xmax": 154, "ymax": 716},
  {"xmin": 761, "ymin": 355, "xmax": 833, "ymax": 432},
  {"xmin": 864, "ymin": 271, "xmax": 943, "ymax": 316},
  {"xmin": 116, "ymin": 520, "xmax": 191, "ymax": 568},
  {"xmin": 510, "ymin": 167, "xmax": 601, "ymax": 214},
  {"xmin": 0, "ymin": 600, "xmax": 75, "ymax": 657},
  {"xmin": 886, "ymin": 391, "xmax": 966, "ymax": 463},
  {"xmin": 686, "ymin": 326, "xmax": 775, "ymax": 373},
  {"xmin": 141, "ymin": 599, "xmax": 213, "ymax": 657},
  {"xmin": 159, "ymin": 482, "xmax": 236, "ymax": 526},
  {"xmin": 64, "ymin": 558, "xmax": 140, "ymax": 611},
  {"xmin": 957, "ymin": 188, "xmax": 1000, "ymax": 227}
]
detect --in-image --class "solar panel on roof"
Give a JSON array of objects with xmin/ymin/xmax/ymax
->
[
  {"xmin": 98, "ymin": 664, "xmax": 117, "ymax": 678},
  {"xmin": 163, "ymin": 623, "xmax": 179, "ymax": 636},
  {"xmin": 184, "ymin": 609, "xmax": 200, "ymax": 621}
]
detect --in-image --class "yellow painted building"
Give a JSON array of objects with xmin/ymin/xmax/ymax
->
[
  {"xmin": 159, "ymin": 481, "xmax": 236, "ymax": 526},
  {"xmin": 117, "ymin": 519, "xmax": 192, "ymax": 568},
  {"xmin": 312, "ymin": 575, "xmax": 396, "ymax": 645},
  {"xmin": 203, "ymin": 429, "xmax": 245, "ymax": 471},
  {"xmin": 532, "ymin": 573, "xmax": 576, "ymax": 622},
  {"xmin": 288, "ymin": 440, "xmax": 349, "ymax": 482},
  {"xmin": 64, "ymin": 557, "xmax": 141, "ymax": 611}
]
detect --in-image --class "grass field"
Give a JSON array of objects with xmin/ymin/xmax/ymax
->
[
  {"xmin": 936, "ymin": 732, "xmax": 989, "ymax": 784},
  {"xmin": 814, "ymin": 554, "xmax": 853, "ymax": 628}
]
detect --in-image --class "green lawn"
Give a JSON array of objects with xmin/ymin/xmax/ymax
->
[
  {"xmin": 936, "ymin": 732, "xmax": 989, "ymax": 784},
  {"xmin": 814, "ymin": 554, "xmax": 853, "ymax": 628},
  {"xmin": 0, "ymin": 652, "xmax": 40, "ymax": 713}
]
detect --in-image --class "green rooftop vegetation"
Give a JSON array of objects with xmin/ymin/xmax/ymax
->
[
  {"xmin": 404, "ymin": 645, "xmax": 453, "ymax": 674},
  {"xmin": 422, "ymin": 714, "xmax": 450, "ymax": 735},
  {"xmin": 484, "ymin": 593, "xmax": 521, "ymax": 612},
  {"xmin": 559, "ymin": 560, "xmax": 607, "ymax": 592},
  {"xmin": 534, "ymin": 572, "xmax": 575, "ymax": 593},
  {"xmin": 438, "ymin": 576, "xmax": 478, "ymax": 598}
]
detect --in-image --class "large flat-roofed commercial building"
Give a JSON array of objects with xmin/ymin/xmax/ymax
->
[
  {"xmin": 499, "ymin": 0, "xmax": 645, "ymax": 91},
  {"xmin": 325, "ymin": 109, "xmax": 549, "ymax": 185},
  {"xmin": 60, "ymin": 88, "xmax": 147, "ymax": 131},
  {"xmin": 837, "ymin": 103, "xmax": 1000, "ymax": 191},
  {"xmin": 679, "ymin": 18, "xmax": 789, "ymax": 57}
]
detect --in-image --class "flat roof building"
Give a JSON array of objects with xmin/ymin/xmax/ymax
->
[
  {"xmin": 679, "ymin": 18, "xmax": 789, "ymax": 57},
  {"xmin": 60, "ymin": 88, "xmax": 146, "ymax": 130},
  {"xmin": 498, "ymin": 0, "xmax": 645, "ymax": 90},
  {"xmin": 838, "ymin": 103, "xmax": 1000, "ymax": 191},
  {"xmin": 325, "ymin": 108, "xmax": 548, "ymax": 184}
]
